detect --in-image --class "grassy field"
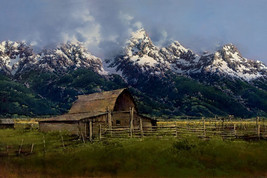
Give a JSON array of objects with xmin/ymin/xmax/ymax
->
[{"xmin": 1, "ymin": 126, "xmax": 267, "ymax": 177}]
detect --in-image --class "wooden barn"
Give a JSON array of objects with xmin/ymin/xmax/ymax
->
[
  {"xmin": 0, "ymin": 119, "xmax": 14, "ymax": 129},
  {"xmin": 39, "ymin": 88, "xmax": 156, "ymax": 137}
]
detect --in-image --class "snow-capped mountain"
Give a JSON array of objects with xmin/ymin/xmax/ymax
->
[
  {"xmin": 161, "ymin": 41, "xmax": 200, "ymax": 73},
  {"xmin": 110, "ymin": 29, "xmax": 267, "ymax": 81},
  {"xmin": 199, "ymin": 44, "xmax": 267, "ymax": 80},
  {"xmin": 37, "ymin": 43, "xmax": 106, "ymax": 74},
  {"xmin": 0, "ymin": 41, "xmax": 37, "ymax": 75},
  {"xmin": 111, "ymin": 28, "xmax": 167, "ymax": 76},
  {"xmin": 1, "ymin": 29, "xmax": 266, "ymax": 81},
  {"xmin": 0, "ymin": 41, "xmax": 106, "ymax": 76},
  {"xmin": 110, "ymin": 28, "xmax": 200, "ymax": 82}
]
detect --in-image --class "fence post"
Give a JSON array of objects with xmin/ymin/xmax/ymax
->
[
  {"xmin": 60, "ymin": 131, "xmax": 65, "ymax": 148},
  {"xmin": 187, "ymin": 116, "xmax": 189, "ymax": 129},
  {"xmin": 256, "ymin": 116, "xmax": 258, "ymax": 129},
  {"xmin": 140, "ymin": 118, "xmax": 143, "ymax": 138},
  {"xmin": 84, "ymin": 122, "xmax": 87, "ymax": 138},
  {"xmin": 202, "ymin": 117, "xmax": 206, "ymax": 138},
  {"xmin": 43, "ymin": 135, "xmax": 46, "ymax": 154},
  {"xmin": 18, "ymin": 139, "xmax": 24, "ymax": 156},
  {"xmin": 175, "ymin": 121, "xmax": 178, "ymax": 137},
  {"xmin": 107, "ymin": 107, "xmax": 112, "ymax": 136},
  {"xmin": 257, "ymin": 117, "xmax": 260, "ymax": 140},
  {"xmin": 130, "ymin": 107, "xmax": 134, "ymax": 138},
  {"xmin": 89, "ymin": 120, "xmax": 93, "ymax": 142},
  {"xmin": 263, "ymin": 118, "xmax": 265, "ymax": 137},
  {"xmin": 30, "ymin": 143, "xmax": 35, "ymax": 154},
  {"xmin": 234, "ymin": 124, "xmax": 237, "ymax": 138},
  {"xmin": 99, "ymin": 124, "xmax": 102, "ymax": 141},
  {"xmin": 81, "ymin": 133, "xmax": 85, "ymax": 144}
]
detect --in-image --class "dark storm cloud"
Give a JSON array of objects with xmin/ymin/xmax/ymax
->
[{"xmin": 0, "ymin": 0, "xmax": 267, "ymax": 62}]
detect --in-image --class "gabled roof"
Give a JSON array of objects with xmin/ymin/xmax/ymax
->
[{"xmin": 68, "ymin": 88, "xmax": 128, "ymax": 114}]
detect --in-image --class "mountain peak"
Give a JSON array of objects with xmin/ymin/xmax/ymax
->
[
  {"xmin": 167, "ymin": 40, "xmax": 189, "ymax": 54},
  {"xmin": 124, "ymin": 28, "xmax": 156, "ymax": 58},
  {"xmin": 131, "ymin": 28, "xmax": 147, "ymax": 38},
  {"xmin": 221, "ymin": 43, "xmax": 241, "ymax": 56},
  {"xmin": 201, "ymin": 43, "xmax": 267, "ymax": 81},
  {"xmin": 128, "ymin": 28, "xmax": 151, "ymax": 45},
  {"xmin": 0, "ymin": 40, "xmax": 29, "ymax": 53},
  {"xmin": 39, "ymin": 42, "xmax": 106, "ymax": 74}
]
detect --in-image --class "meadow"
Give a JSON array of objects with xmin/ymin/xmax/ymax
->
[{"xmin": 0, "ymin": 119, "xmax": 267, "ymax": 177}]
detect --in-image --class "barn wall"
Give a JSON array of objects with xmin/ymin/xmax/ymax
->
[
  {"xmin": 138, "ymin": 116, "xmax": 153, "ymax": 128},
  {"xmin": 111, "ymin": 112, "xmax": 130, "ymax": 127},
  {"xmin": 39, "ymin": 122, "xmax": 80, "ymax": 135},
  {"xmin": 111, "ymin": 112, "xmax": 152, "ymax": 128},
  {"xmin": 111, "ymin": 112, "xmax": 142, "ymax": 127},
  {"xmin": 80, "ymin": 115, "xmax": 108, "ymax": 137}
]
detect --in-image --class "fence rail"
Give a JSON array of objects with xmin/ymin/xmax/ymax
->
[{"xmin": 96, "ymin": 117, "xmax": 267, "ymax": 141}]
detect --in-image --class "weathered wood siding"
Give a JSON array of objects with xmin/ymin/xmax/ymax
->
[
  {"xmin": 114, "ymin": 91, "xmax": 136, "ymax": 112},
  {"xmin": 111, "ymin": 112, "xmax": 140, "ymax": 127},
  {"xmin": 138, "ymin": 117, "xmax": 153, "ymax": 128},
  {"xmin": 39, "ymin": 122, "xmax": 80, "ymax": 135},
  {"xmin": 81, "ymin": 115, "xmax": 107, "ymax": 136}
]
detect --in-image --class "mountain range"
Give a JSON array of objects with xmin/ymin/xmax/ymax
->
[{"xmin": 0, "ymin": 29, "xmax": 267, "ymax": 118}]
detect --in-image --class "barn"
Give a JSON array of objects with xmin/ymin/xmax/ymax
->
[
  {"xmin": 0, "ymin": 119, "xmax": 15, "ymax": 129},
  {"xmin": 39, "ymin": 88, "xmax": 156, "ymax": 137}
]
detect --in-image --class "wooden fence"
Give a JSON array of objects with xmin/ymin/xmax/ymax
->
[{"xmin": 94, "ymin": 117, "xmax": 267, "ymax": 140}]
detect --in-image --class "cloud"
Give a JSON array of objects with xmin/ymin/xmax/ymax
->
[{"xmin": 0, "ymin": 0, "xmax": 266, "ymax": 63}]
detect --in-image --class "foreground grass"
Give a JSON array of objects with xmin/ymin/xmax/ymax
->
[{"xmin": 0, "ymin": 129, "xmax": 267, "ymax": 177}]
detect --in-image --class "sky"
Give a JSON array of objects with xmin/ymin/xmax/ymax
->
[{"xmin": 1, "ymin": 0, "xmax": 267, "ymax": 63}]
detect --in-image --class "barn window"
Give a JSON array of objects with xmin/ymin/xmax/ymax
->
[{"xmin": 116, "ymin": 120, "xmax": 121, "ymax": 125}]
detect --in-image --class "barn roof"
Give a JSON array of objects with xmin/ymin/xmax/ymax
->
[
  {"xmin": 68, "ymin": 88, "xmax": 130, "ymax": 114},
  {"xmin": 0, "ymin": 119, "xmax": 14, "ymax": 125},
  {"xmin": 39, "ymin": 112, "xmax": 106, "ymax": 122}
]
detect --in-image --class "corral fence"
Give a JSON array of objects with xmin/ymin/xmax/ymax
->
[
  {"xmin": 96, "ymin": 117, "xmax": 267, "ymax": 141},
  {"xmin": 8, "ymin": 116, "xmax": 267, "ymax": 141},
  {"xmin": 9, "ymin": 117, "xmax": 267, "ymax": 141}
]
